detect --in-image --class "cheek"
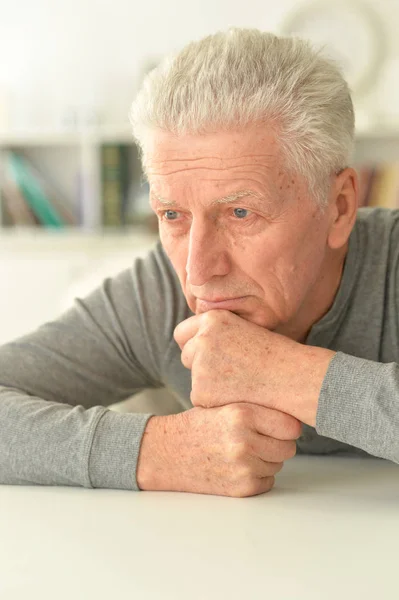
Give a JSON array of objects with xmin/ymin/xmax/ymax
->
[
  {"xmin": 245, "ymin": 228, "xmax": 317, "ymax": 302},
  {"xmin": 279, "ymin": 226, "xmax": 327, "ymax": 299},
  {"xmin": 160, "ymin": 231, "xmax": 189, "ymax": 288},
  {"xmin": 296, "ymin": 221, "xmax": 328, "ymax": 273},
  {"xmin": 237, "ymin": 232, "xmax": 290, "ymax": 281}
]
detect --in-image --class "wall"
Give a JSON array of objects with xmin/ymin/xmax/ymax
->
[{"xmin": 0, "ymin": 0, "xmax": 398, "ymax": 131}]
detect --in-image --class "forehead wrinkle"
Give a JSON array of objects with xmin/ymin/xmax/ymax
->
[
  {"xmin": 150, "ymin": 153, "xmax": 275, "ymax": 164},
  {"xmin": 147, "ymin": 153, "xmax": 277, "ymax": 175}
]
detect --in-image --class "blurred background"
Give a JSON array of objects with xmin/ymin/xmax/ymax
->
[{"xmin": 0, "ymin": 0, "xmax": 398, "ymax": 366}]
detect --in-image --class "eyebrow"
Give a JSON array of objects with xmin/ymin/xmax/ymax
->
[{"xmin": 151, "ymin": 189, "xmax": 266, "ymax": 207}]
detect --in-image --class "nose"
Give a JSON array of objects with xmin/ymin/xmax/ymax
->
[{"xmin": 186, "ymin": 219, "xmax": 230, "ymax": 287}]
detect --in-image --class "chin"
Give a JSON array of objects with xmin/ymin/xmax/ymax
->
[
  {"xmin": 235, "ymin": 305, "xmax": 281, "ymax": 329},
  {"xmin": 186, "ymin": 294, "xmax": 276, "ymax": 328}
]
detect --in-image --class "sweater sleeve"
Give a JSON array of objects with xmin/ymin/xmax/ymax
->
[
  {"xmin": 0, "ymin": 242, "xmax": 182, "ymax": 490},
  {"xmin": 315, "ymin": 351, "xmax": 399, "ymax": 463}
]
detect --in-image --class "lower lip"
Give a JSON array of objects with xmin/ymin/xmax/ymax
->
[{"xmin": 196, "ymin": 297, "xmax": 248, "ymax": 312}]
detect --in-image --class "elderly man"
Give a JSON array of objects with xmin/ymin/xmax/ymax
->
[{"xmin": 0, "ymin": 28, "xmax": 397, "ymax": 497}]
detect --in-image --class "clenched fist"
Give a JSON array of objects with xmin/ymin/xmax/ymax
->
[
  {"xmin": 136, "ymin": 402, "xmax": 302, "ymax": 497},
  {"xmin": 174, "ymin": 309, "xmax": 335, "ymax": 427}
]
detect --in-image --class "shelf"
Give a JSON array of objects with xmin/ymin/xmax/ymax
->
[{"xmin": 0, "ymin": 226, "xmax": 159, "ymax": 252}]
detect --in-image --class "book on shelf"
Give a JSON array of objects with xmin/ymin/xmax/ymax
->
[
  {"xmin": 101, "ymin": 143, "xmax": 158, "ymax": 231},
  {"xmin": 0, "ymin": 150, "xmax": 79, "ymax": 228},
  {"xmin": 1, "ymin": 182, "xmax": 39, "ymax": 226},
  {"xmin": 101, "ymin": 144, "xmax": 130, "ymax": 227}
]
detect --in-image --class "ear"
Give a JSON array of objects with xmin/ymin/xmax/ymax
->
[{"xmin": 327, "ymin": 168, "xmax": 359, "ymax": 250}]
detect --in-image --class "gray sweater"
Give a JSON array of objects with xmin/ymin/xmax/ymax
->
[{"xmin": 1, "ymin": 207, "xmax": 399, "ymax": 490}]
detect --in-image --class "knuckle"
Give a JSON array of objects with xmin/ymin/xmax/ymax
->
[
  {"xmin": 225, "ymin": 403, "xmax": 250, "ymax": 427},
  {"xmin": 204, "ymin": 309, "xmax": 231, "ymax": 328},
  {"xmin": 268, "ymin": 439, "xmax": 296, "ymax": 462},
  {"xmin": 280, "ymin": 414, "xmax": 302, "ymax": 439},
  {"xmin": 196, "ymin": 334, "xmax": 208, "ymax": 350},
  {"xmin": 236, "ymin": 463, "xmax": 255, "ymax": 480},
  {"xmin": 229, "ymin": 441, "xmax": 250, "ymax": 461},
  {"xmin": 190, "ymin": 377, "xmax": 212, "ymax": 407},
  {"xmin": 290, "ymin": 419, "xmax": 303, "ymax": 440},
  {"xmin": 189, "ymin": 388, "xmax": 198, "ymax": 406},
  {"xmin": 263, "ymin": 476, "xmax": 276, "ymax": 493},
  {"xmin": 270, "ymin": 461, "xmax": 284, "ymax": 475},
  {"xmin": 203, "ymin": 310, "xmax": 219, "ymax": 326},
  {"xmin": 284, "ymin": 440, "xmax": 297, "ymax": 460},
  {"xmin": 231, "ymin": 481, "xmax": 259, "ymax": 498},
  {"xmin": 218, "ymin": 309, "xmax": 233, "ymax": 322},
  {"xmin": 233, "ymin": 476, "xmax": 275, "ymax": 498},
  {"xmin": 181, "ymin": 347, "xmax": 190, "ymax": 368}
]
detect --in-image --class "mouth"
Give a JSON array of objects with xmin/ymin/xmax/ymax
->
[{"xmin": 195, "ymin": 296, "xmax": 248, "ymax": 313}]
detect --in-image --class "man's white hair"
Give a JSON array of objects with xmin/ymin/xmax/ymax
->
[{"xmin": 129, "ymin": 27, "xmax": 355, "ymax": 206}]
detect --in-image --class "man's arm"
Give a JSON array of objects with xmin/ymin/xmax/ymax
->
[
  {"xmin": 0, "ymin": 387, "xmax": 153, "ymax": 489},
  {"xmin": 174, "ymin": 309, "xmax": 399, "ymax": 464},
  {"xmin": 315, "ymin": 352, "xmax": 399, "ymax": 462},
  {"xmin": 0, "ymin": 243, "xmax": 183, "ymax": 489}
]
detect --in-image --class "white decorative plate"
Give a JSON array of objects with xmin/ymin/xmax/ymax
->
[{"xmin": 279, "ymin": 0, "xmax": 387, "ymax": 99}]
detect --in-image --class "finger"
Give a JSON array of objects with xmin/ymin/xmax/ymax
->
[
  {"xmin": 250, "ymin": 404, "xmax": 302, "ymax": 441},
  {"xmin": 252, "ymin": 433, "xmax": 297, "ymax": 463},
  {"xmin": 252, "ymin": 456, "xmax": 284, "ymax": 477},
  {"xmin": 174, "ymin": 315, "xmax": 201, "ymax": 350},
  {"xmin": 248, "ymin": 476, "xmax": 276, "ymax": 497},
  {"xmin": 181, "ymin": 336, "xmax": 197, "ymax": 370},
  {"xmin": 259, "ymin": 476, "xmax": 276, "ymax": 495}
]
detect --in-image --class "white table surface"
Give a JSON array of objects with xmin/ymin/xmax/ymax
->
[{"xmin": 1, "ymin": 454, "xmax": 399, "ymax": 600}]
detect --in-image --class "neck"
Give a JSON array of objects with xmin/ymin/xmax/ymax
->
[{"xmin": 275, "ymin": 242, "xmax": 349, "ymax": 343}]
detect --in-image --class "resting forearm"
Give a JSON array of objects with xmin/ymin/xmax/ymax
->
[
  {"xmin": 0, "ymin": 387, "xmax": 153, "ymax": 489},
  {"xmin": 316, "ymin": 352, "xmax": 399, "ymax": 463}
]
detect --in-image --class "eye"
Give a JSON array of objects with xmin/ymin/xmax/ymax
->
[
  {"xmin": 233, "ymin": 208, "xmax": 251, "ymax": 219},
  {"xmin": 162, "ymin": 210, "xmax": 181, "ymax": 221}
]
